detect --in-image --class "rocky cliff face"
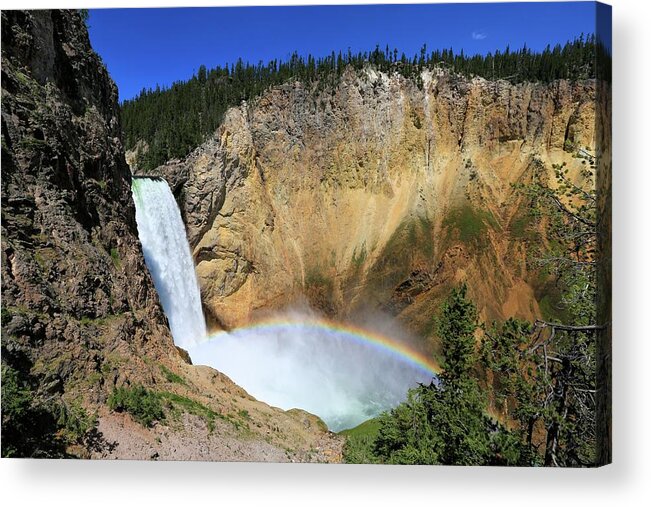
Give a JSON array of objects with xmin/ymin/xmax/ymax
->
[
  {"xmin": 1, "ymin": 10, "xmax": 174, "ymax": 454},
  {"xmin": 159, "ymin": 66, "xmax": 596, "ymax": 350},
  {"xmin": 1, "ymin": 10, "xmax": 340, "ymax": 461}
]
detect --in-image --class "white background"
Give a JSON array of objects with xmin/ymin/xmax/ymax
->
[{"xmin": 1, "ymin": 0, "xmax": 649, "ymax": 505}]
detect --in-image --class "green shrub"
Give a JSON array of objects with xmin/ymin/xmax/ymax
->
[
  {"xmin": 160, "ymin": 364, "xmax": 186, "ymax": 385},
  {"xmin": 109, "ymin": 248, "xmax": 121, "ymax": 268},
  {"xmin": 1, "ymin": 365, "xmax": 34, "ymax": 453},
  {"xmin": 56, "ymin": 401, "xmax": 97, "ymax": 443},
  {"xmin": 108, "ymin": 385, "xmax": 164, "ymax": 427},
  {"xmin": 159, "ymin": 392, "xmax": 217, "ymax": 432},
  {"xmin": 1, "ymin": 363, "xmax": 69, "ymax": 457},
  {"xmin": 563, "ymin": 138, "xmax": 576, "ymax": 152}
]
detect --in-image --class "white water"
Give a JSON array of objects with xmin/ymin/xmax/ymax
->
[
  {"xmin": 130, "ymin": 179, "xmax": 434, "ymax": 431},
  {"xmin": 188, "ymin": 316, "xmax": 436, "ymax": 432},
  {"xmin": 131, "ymin": 177, "xmax": 206, "ymax": 349}
]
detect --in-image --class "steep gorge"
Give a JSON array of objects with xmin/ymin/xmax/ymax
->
[
  {"xmin": 156, "ymin": 67, "xmax": 596, "ymax": 358},
  {"xmin": 1, "ymin": 9, "xmax": 600, "ymax": 460},
  {"xmin": 1, "ymin": 10, "xmax": 341, "ymax": 461}
]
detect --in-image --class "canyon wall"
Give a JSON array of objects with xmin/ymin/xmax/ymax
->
[
  {"xmin": 159, "ymin": 66, "xmax": 596, "ymax": 351},
  {"xmin": 2, "ymin": 9, "xmax": 175, "ymax": 406}
]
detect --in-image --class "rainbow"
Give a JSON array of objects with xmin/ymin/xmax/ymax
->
[{"xmin": 207, "ymin": 316, "xmax": 440, "ymax": 377}]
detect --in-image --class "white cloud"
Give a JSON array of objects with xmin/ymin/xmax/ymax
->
[{"xmin": 472, "ymin": 31, "xmax": 487, "ymax": 40}]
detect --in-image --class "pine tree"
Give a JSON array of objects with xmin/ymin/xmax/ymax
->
[
  {"xmin": 438, "ymin": 283, "xmax": 478, "ymax": 382},
  {"xmin": 368, "ymin": 285, "xmax": 525, "ymax": 466},
  {"xmin": 480, "ymin": 157, "xmax": 602, "ymax": 467}
]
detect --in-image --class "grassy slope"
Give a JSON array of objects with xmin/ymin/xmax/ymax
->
[{"xmin": 339, "ymin": 416, "xmax": 382, "ymax": 464}]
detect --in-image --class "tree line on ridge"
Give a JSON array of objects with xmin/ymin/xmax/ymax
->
[{"xmin": 121, "ymin": 34, "xmax": 608, "ymax": 171}]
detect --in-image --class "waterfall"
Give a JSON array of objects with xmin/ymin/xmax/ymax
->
[{"xmin": 131, "ymin": 177, "xmax": 207, "ymax": 349}]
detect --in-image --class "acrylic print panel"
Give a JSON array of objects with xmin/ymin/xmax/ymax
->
[{"xmin": 0, "ymin": 2, "xmax": 611, "ymax": 466}]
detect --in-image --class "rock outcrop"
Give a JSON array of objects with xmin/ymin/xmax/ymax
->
[
  {"xmin": 1, "ymin": 10, "xmax": 341, "ymax": 461},
  {"xmin": 159, "ymin": 66, "xmax": 596, "ymax": 350},
  {"xmin": 2, "ymin": 10, "xmax": 174, "ymax": 454}
]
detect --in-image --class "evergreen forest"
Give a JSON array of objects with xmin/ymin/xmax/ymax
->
[{"xmin": 121, "ymin": 35, "xmax": 607, "ymax": 171}]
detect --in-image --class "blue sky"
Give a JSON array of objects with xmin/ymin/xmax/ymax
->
[{"xmin": 88, "ymin": 2, "xmax": 600, "ymax": 102}]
